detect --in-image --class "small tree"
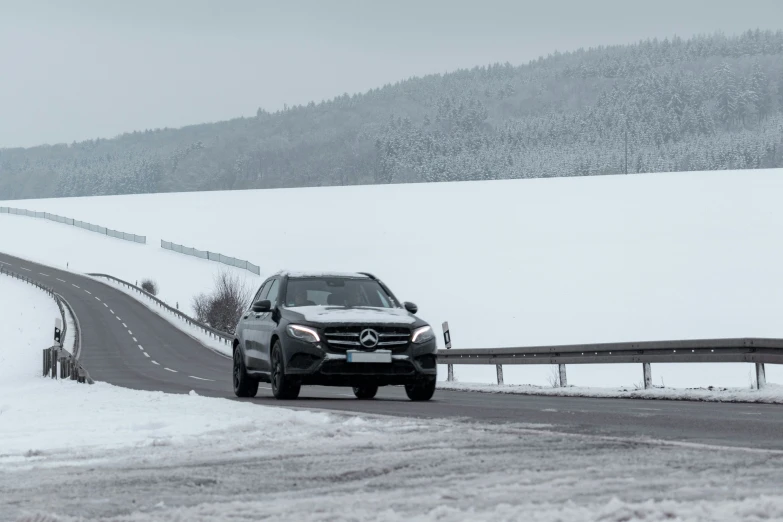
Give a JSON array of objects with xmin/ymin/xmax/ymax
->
[
  {"xmin": 141, "ymin": 278, "xmax": 158, "ymax": 296},
  {"xmin": 191, "ymin": 270, "xmax": 252, "ymax": 334}
]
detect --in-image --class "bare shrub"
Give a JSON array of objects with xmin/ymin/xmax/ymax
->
[
  {"xmin": 192, "ymin": 293, "xmax": 211, "ymax": 324},
  {"xmin": 191, "ymin": 271, "xmax": 252, "ymax": 334},
  {"xmin": 141, "ymin": 278, "xmax": 158, "ymax": 296},
  {"xmin": 547, "ymin": 365, "xmax": 560, "ymax": 388}
]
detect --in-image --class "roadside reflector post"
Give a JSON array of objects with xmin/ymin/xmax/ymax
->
[
  {"xmin": 756, "ymin": 363, "xmax": 766, "ymax": 390},
  {"xmin": 54, "ymin": 318, "xmax": 62, "ymax": 346},
  {"xmin": 496, "ymin": 364, "xmax": 504, "ymax": 385},
  {"xmin": 558, "ymin": 364, "xmax": 567, "ymax": 387},
  {"xmin": 442, "ymin": 321, "xmax": 453, "ymax": 382},
  {"xmin": 643, "ymin": 363, "xmax": 652, "ymax": 389}
]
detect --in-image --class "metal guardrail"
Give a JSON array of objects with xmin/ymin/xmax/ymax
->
[
  {"xmin": 1, "ymin": 264, "xmax": 92, "ymax": 383},
  {"xmin": 0, "ymin": 206, "xmax": 146, "ymax": 244},
  {"xmin": 436, "ymin": 331, "xmax": 778, "ymax": 390},
  {"xmin": 88, "ymin": 273, "xmax": 234, "ymax": 346},
  {"xmin": 161, "ymin": 240, "xmax": 260, "ymax": 275}
]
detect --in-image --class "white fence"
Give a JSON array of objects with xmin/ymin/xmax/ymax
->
[
  {"xmin": 161, "ymin": 240, "xmax": 260, "ymax": 275},
  {"xmin": 0, "ymin": 206, "xmax": 146, "ymax": 244}
]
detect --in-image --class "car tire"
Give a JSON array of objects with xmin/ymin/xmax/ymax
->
[
  {"xmin": 404, "ymin": 377, "xmax": 436, "ymax": 401},
  {"xmin": 271, "ymin": 341, "xmax": 301, "ymax": 400},
  {"xmin": 352, "ymin": 384, "xmax": 379, "ymax": 399},
  {"xmin": 233, "ymin": 347, "xmax": 258, "ymax": 398}
]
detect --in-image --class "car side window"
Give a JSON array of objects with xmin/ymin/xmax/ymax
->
[
  {"xmin": 265, "ymin": 279, "xmax": 281, "ymax": 307},
  {"xmin": 250, "ymin": 280, "xmax": 270, "ymax": 309}
]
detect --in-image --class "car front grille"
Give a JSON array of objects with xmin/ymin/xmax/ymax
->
[{"xmin": 323, "ymin": 326, "xmax": 411, "ymax": 352}]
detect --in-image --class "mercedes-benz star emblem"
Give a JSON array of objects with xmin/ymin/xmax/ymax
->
[{"xmin": 359, "ymin": 329, "xmax": 379, "ymax": 349}]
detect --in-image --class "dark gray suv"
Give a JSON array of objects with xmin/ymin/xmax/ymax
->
[{"xmin": 232, "ymin": 271, "xmax": 437, "ymax": 401}]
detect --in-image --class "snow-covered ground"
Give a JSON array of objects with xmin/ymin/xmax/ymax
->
[
  {"xmin": 440, "ymin": 381, "xmax": 783, "ymax": 404},
  {"xmin": 2, "ymin": 169, "xmax": 783, "ymax": 389}
]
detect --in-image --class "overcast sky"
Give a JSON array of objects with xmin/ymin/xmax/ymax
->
[{"xmin": 1, "ymin": 0, "xmax": 781, "ymax": 149}]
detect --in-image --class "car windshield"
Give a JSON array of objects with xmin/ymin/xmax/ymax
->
[{"xmin": 284, "ymin": 277, "xmax": 396, "ymax": 308}]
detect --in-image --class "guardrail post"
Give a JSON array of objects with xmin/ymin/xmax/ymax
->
[
  {"xmin": 558, "ymin": 364, "xmax": 567, "ymax": 387},
  {"xmin": 442, "ymin": 322, "xmax": 453, "ymax": 382},
  {"xmin": 643, "ymin": 363, "xmax": 652, "ymax": 389},
  {"xmin": 756, "ymin": 363, "xmax": 767, "ymax": 390},
  {"xmin": 496, "ymin": 364, "xmax": 504, "ymax": 385}
]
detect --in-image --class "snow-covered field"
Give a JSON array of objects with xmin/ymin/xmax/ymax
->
[
  {"xmin": 2, "ymin": 169, "xmax": 783, "ymax": 389},
  {"xmin": 6, "ymin": 224, "xmax": 783, "ymax": 521}
]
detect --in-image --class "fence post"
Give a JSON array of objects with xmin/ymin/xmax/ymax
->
[
  {"xmin": 558, "ymin": 364, "xmax": 568, "ymax": 387},
  {"xmin": 756, "ymin": 363, "xmax": 767, "ymax": 390},
  {"xmin": 442, "ymin": 322, "xmax": 453, "ymax": 382},
  {"xmin": 496, "ymin": 364, "xmax": 504, "ymax": 385},
  {"xmin": 643, "ymin": 363, "xmax": 652, "ymax": 389}
]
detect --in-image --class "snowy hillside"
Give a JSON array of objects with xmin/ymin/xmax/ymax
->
[{"xmin": 2, "ymin": 169, "xmax": 783, "ymax": 389}]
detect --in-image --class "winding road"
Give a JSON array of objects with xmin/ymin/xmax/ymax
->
[{"xmin": 3, "ymin": 251, "xmax": 783, "ymax": 450}]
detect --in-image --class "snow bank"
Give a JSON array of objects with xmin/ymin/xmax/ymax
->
[
  {"xmin": 439, "ymin": 381, "xmax": 783, "ymax": 404},
  {"xmin": 3, "ymin": 169, "xmax": 783, "ymax": 389},
  {"xmin": 0, "ymin": 274, "xmax": 60, "ymax": 387}
]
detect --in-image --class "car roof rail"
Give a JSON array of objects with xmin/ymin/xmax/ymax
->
[{"xmin": 358, "ymin": 272, "xmax": 377, "ymax": 280}]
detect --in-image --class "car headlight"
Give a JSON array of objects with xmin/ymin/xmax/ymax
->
[
  {"xmin": 411, "ymin": 325, "xmax": 434, "ymax": 344},
  {"xmin": 287, "ymin": 324, "xmax": 320, "ymax": 343}
]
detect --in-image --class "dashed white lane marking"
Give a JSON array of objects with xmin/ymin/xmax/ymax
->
[
  {"xmin": 109, "ymin": 309, "xmax": 114, "ymax": 314},
  {"xmin": 39, "ymin": 273, "xmax": 49, "ymax": 277},
  {"xmin": 95, "ymin": 296, "xmax": 100, "ymax": 301},
  {"xmin": 128, "ymin": 330, "xmax": 133, "ymax": 335},
  {"xmin": 138, "ymin": 345, "xmax": 144, "ymax": 350},
  {"xmin": 122, "ymin": 323, "xmax": 127, "ymax": 328},
  {"xmin": 189, "ymin": 376, "xmax": 215, "ymax": 382},
  {"xmin": 20, "ymin": 267, "xmax": 31, "ymax": 271},
  {"xmin": 72, "ymin": 284, "xmax": 80, "ymax": 288},
  {"xmin": 0, "ymin": 261, "xmax": 10, "ymax": 265},
  {"xmin": 116, "ymin": 316, "xmax": 121, "ymax": 321},
  {"xmin": 164, "ymin": 368, "xmax": 177, "ymax": 373},
  {"xmin": 151, "ymin": 360, "xmax": 160, "ymax": 366},
  {"xmin": 84, "ymin": 290, "xmax": 91, "ymax": 295},
  {"xmin": 103, "ymin": 303, "xmax": 108, "ymax": 308},
  {"xmin": 57, "ymin": 278, "xmax": 66, "ymax": 282},
  {"xmin": 143, "ymin": 352, "xmax": 150, "ymax": 358},
  {"xmin": 132, "ymin": 337, "xmax": 137, "ymax": 342}
]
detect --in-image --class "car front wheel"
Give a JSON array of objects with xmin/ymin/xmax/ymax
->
[
  {"xmin": 352, "ymin": 384, "xmax": 378, "ymax": 399},
  {"xmin": 271, "ymin": 341, "xmax": 301, "ymax": 400},
  {"xmin": 405, "ymin": 377, "xmax": 436, "ymax": 401},
  {"xmin": 233, "ymin": 347, "xmax": 259, "ymax": 398}
]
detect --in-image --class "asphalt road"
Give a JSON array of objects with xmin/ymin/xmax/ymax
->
[{"xmin": 3, "ymin": 251, "xmax": 783, "ymax": 450}]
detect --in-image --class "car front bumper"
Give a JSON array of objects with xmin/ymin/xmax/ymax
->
[{"xmin": 283, "ymin": 336, "xmax": 437, "ymax": 386}]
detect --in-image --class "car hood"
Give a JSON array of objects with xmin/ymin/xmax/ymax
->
[{"xmin": 281, "ymin": 306, "xmax": 421, "ymax": 326}]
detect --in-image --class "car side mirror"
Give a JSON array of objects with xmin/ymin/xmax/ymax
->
[
  {"xmin": 252, "ymin": 300, "xmax": 272, "ymax": 313},
  {"xmin": 404, "ymin": 301, "xmax": 418, "ymax": 314}
]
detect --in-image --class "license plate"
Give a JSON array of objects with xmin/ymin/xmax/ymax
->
[{"xmin": 346, "ymin": 350, "xmax": 392, "ymax": 363}]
